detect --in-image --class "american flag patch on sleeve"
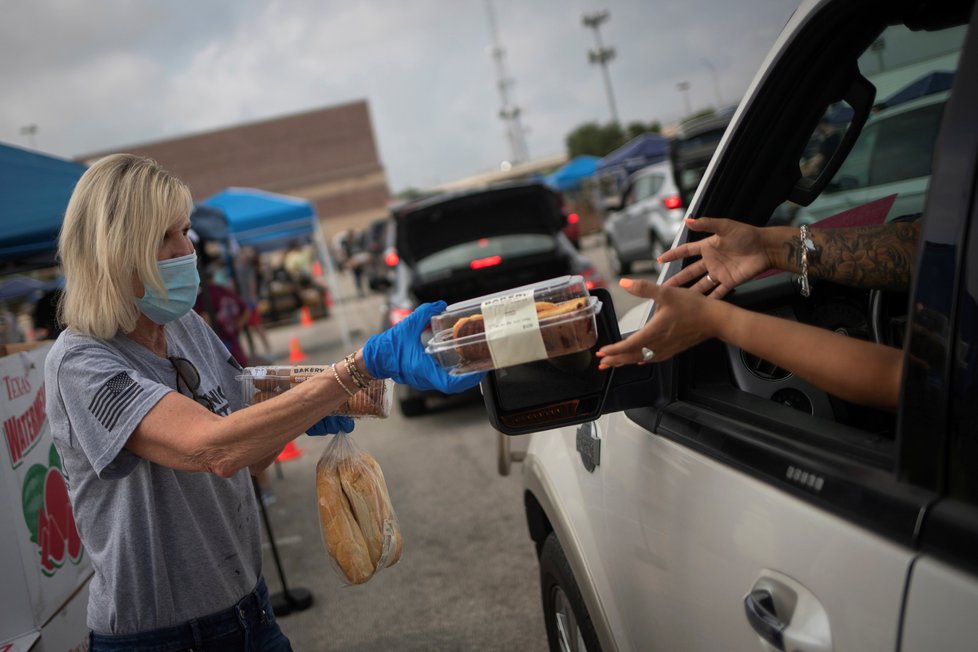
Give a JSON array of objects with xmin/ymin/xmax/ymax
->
[{"xmin": 89, "ymin": 371, "xmax": 144, "ymax": 431}]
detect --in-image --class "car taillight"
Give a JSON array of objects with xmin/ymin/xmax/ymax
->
[
  {"xmin": 662, "ymin": 195, "xmax": 682, "ymax": 210},
  {"xmin": 470, "ymin": 255, "xmax": 502, "ymax": 270},
  {"xmin": 389, "ymin": 307, "xmax": 412, "ymax": 326},
  {"xmin": 384, "ymin": 249, "xmax": 399, "ymax": 267},
  {"xmin": 566, "ymin": 213, "xmax": 580, "ymax": 224},
  {"xmin": 580, "ymin": 265, "xmax": 605, "ymax": 290}
]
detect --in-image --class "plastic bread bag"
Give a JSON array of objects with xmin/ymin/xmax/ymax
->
[
  {"xmin": 315, "ymin": 431, "xmax": 402, "ymax": 585},
  {"xmin": 237, "ymin": 365, "xmax": 394, "ymax": 418}
]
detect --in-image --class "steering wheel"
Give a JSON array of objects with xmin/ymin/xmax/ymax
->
[{"xmin": 869, "ymin": 288, "xmax": 910, "ymax": 347}]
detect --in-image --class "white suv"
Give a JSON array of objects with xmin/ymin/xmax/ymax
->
[
  {"xmin": 603, "ymin": 161, "xmax": 684, "ymax": 276},
  {"xmin": 484, "ymin": 1, "xmax": 978, "ymax": 650}
]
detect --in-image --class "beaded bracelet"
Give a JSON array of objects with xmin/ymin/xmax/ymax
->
[
  {"xmin": 344, "ymin": 353, "xmax": 370, "ymax": 390},
  {"xmin": 330, "ymin": 363, "xmax": 355, "ymax": 397}
]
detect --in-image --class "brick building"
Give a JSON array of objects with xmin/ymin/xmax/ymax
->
[{"xmin": 79, "ymin": 99, "xmax": 391, "ymax": 237}]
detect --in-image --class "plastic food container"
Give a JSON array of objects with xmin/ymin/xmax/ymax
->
[
  {"xmin": 425, "ymin": 275, "xmax": 602, "ymax": 374},
  {"xmin": 237, "ymin": 365, "xmax": 394, "ymax": 418}
]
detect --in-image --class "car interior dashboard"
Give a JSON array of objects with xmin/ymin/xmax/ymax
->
[{"xmin": 698, "ymin": 267, "xmax": 905, "ymax": 442}]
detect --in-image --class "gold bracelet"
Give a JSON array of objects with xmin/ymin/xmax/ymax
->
[
  {"xmin": 344, "ymin": 353, "xmax": 370, "ymax": 390},
  {"xmin": 330, "ymin": 364, "xmax": 355, "ymax": 397}
]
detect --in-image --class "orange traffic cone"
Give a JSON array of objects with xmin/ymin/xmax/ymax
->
[
  {"xmin": 300, "ymin": 305, "xmax": 313, "ymax": 327},
  {"xmin": 312, "ymin": 260, "xmax": 323, "ymax": 278},
  {"xmin": 288, "ymin": 336, "xmax": 307, "ymax": 363},
  {"xmin": 276, "ymin": 440, "xmax": 303, "ymax": 462}
]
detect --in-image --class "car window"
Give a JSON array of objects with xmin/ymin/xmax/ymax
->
[
  {"xmin": 646, "ymin": 174, "xmax": 664, "ymax": 197},
  {"xmin": 770, "ymin": 24, "xmax": 966, "ymax": 227},
  {"xmin": 630, "ymin": 175, "xmax": 655, "ymax": 204},
  {"xmin": 415, "ymin": 233, "xmax": 556, "ymax": 277},
  {"xmin": 868, "ymin": 101, "xmax": 945, "ymax": 186},
  {"xmin": 678, "ymin": 20, "xmax": 971, "ymax": 459}
]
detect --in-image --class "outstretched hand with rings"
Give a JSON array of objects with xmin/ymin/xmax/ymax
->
[
  {"xmin": 657, "ymin": 217, "xmax": 778, "ymax": 299},
  {"xmin": 597, "ymin": 278, "xmax": 725, "ymax": 369}
]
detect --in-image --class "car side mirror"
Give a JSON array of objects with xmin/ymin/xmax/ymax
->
[
  {"xmin": 789, "ymin": 71, "xmax": 875, "ymax": 206},
  {"xmin": 482, "ymin": 288, "xmax": 663, "ymax": 435}
]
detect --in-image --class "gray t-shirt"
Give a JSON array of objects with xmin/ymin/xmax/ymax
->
[{"xmin": 45, "ymin": 310, "xmax": 262, "ymax": 634}]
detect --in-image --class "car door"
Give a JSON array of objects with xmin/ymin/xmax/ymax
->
[
  {"xmin": 601, "ymin": 8, "xmax": 976, "ymax": 650},
  {"xmin": 616, "ymin": 174, "xmax": 656, "ymax": 258},
  {"xmin": 898, "ymin": 21, "xmax": 978, "ymax": 645},
  {"xmin": 510, "ymin": 3, "xmax": 977, "ymax": 651}
]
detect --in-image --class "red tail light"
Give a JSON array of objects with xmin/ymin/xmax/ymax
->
[
  {"xmin": 662, "ymin": 195, "xmax": 683, "ymax": 210},
  {"xmin": 566, "ymin": 213, "xmax": 580, "ymax": 224},
  {"xmin": 384, "ymin": 249, "xmax": 399, "ymax": 267},
  {"xmin": 470, "ymin": 255, "xmax": 502, "ymax": 270},
  {"xmin": 580, "ymin": 265, "xmax": 605, "ymax": 290},
  {"xmin": 389, "ymin": 307, "xmax": 412, "ymax": 326}
]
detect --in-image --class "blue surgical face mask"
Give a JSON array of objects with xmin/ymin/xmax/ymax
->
[{"xmin": 136, "ymin": 253, "xmax": 200, "ymax": 324}]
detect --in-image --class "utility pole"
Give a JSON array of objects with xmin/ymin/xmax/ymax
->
[
  {"xmin": 701, "ymin": 59, "xmax": 723, "ymax": 108},
  {"xmin": 19, "ymin": 124, "xmax": 38, "ymax": 149},
  {"xmin": 485, "ymin": 0, "xmax": 529, "ymax": 165},
  {"xmin": 582, "ymin": 10, "xmax": 620, "ymax": 125},
  {"xmin": 676, "ymin": 81, "xmax": 692, "ymax": 117}
]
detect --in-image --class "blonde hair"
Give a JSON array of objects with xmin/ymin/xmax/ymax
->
[{"xmin": 58, "ymin": 154, "xmax": 193, "ymax": 338}]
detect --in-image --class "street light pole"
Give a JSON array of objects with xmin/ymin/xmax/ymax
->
[
  {"xmin": 701, "ymin": 59, "xmax": 723, "ymax": 108},
  {"xmin": 582, "ymin": 10, "xmax": 620, "ymax": 125},
  {"xmin": 19, "ymin": 124, "xmax": 38, "ymax": 149},
  {"xmin": 676, "ymin": 81, "xmax": 692, "ymax": 117},
  {"xmin": 486, "ymin": 0, "xmax": 529, "ymax": 165}
]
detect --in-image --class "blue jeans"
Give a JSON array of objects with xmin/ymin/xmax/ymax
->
[{"xmin": 89, "ymin": 577, "xmax": 293, "ymax": 652}]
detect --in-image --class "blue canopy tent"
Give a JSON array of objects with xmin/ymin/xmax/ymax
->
[
  {"xmin": 200, "ymin": 187, "xmax": 317, "ymax": 252},
  {"xmin": 545, "ymin": 155, "xmax": 599, "ymax": 192},
  {"xmin": 880, "ymin": 70, "xmax": 954, "ymax": 109},
  {"xmin": 595, "ymin": 133, "xmax": 670, "ymax": 181},
  {"xmin": 200, "ymin": 187, "xmax": 353, "ymax": 347},
  {"xmin": 0, "ymin": 143, "xmax": 87, "ymax": 274}
]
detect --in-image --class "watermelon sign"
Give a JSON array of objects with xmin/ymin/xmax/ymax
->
[{"xmin": 21, "ymin": 445, "xmax": 83, "ymax": 575}]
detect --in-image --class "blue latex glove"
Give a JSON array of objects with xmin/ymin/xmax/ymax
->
[
  {"xmin": 362, "ymin": 301, "xmax": 486, "ymax": 393},
  {"xmin": 307, "ymin": 415, "xmax": 355, "ymax": 436}
]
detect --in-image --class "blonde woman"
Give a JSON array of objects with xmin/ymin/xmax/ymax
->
[{"xmin": 46, "ymin": 154, "xmax": 481, "ymax": 651}]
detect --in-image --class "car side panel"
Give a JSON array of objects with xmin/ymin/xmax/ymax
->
[
  {"xmin": 523, "ymin": 426, "xmax": 622, "ymax": 652},
  {"xmin": 901, "ymin": 556, "xmax": 978, "ymax": 650},
  {"xmin": 528, "ymin": 410, "xmax": 916, "ymax": 651}
]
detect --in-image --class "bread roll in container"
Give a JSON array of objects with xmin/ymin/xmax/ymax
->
[{"xmin": 424, "ymin": 275, "xmax": 601, "ymax": 375}]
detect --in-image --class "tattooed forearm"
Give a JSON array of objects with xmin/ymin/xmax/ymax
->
[
  {"xmin": 778, "ymin": 222, "xmax": 919, "ymax": 291},
  {"xmin": 813, "ymin": 222, "xmax": 919, "ymax": 291}
]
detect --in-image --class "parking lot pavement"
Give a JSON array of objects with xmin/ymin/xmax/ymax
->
[
  {"xmin": 249, "ymin": 237, "xmax": 651, "ymax": 649},
  {"xmin": 253, "ymin": 280, "xmax": 548, "ymax": 651}
]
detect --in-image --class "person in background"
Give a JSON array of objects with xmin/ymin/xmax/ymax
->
[
  {"xmin": 282, "ymin": 240, "xmax": 313, "ymax": 286},
  {"xmin": 33, "ymin": 286, "xmax": 66, "ymax": 340},
  {"xmin": 597, "ymin": 216, "xmax": 919, "ymax": 410},
  {"xmin": 1, "ymin": 300, "xmax": 25, "ymax": 345},
  {"xmin": 236, "ymin": 247, "xmax": 273, "ymax": 363},
  {"xmin": 47, "ymin": 153, "xmax": 483, "ymax": 651},
  {"xmin": 194, "ymin": 264, "xmax": 251, "ymax": 368}
]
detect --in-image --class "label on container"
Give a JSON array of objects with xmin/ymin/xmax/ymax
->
[
  {"xmin": 291, "ymin": 365, "xmax": 329, "ymax": 384},
  {"xmin": 481, "ymin": 291, "xmax": 547, "ymax": 368}
]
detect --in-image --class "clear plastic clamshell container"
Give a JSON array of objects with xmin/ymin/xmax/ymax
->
[
  {"xmin": 425, "ymin": 275, "xmax": 602, "ymax": 375},
  {"xmin": 237, "ymin": 365, "xmax": 394, "ymax": 418}
]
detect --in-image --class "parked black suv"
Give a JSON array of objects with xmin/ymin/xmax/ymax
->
[{"xmin": 380, "ymin": 182, "xmax": 605, "ymax": 416}]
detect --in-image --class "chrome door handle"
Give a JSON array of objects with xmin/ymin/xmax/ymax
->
[{"xmin": 744, "ymin": 588, "xmax": 786, "ymax": 651}]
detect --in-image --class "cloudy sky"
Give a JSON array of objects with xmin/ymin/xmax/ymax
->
[{"xmin": 0, "ymin": 0, "xmax": 799, "ymax": 193}]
